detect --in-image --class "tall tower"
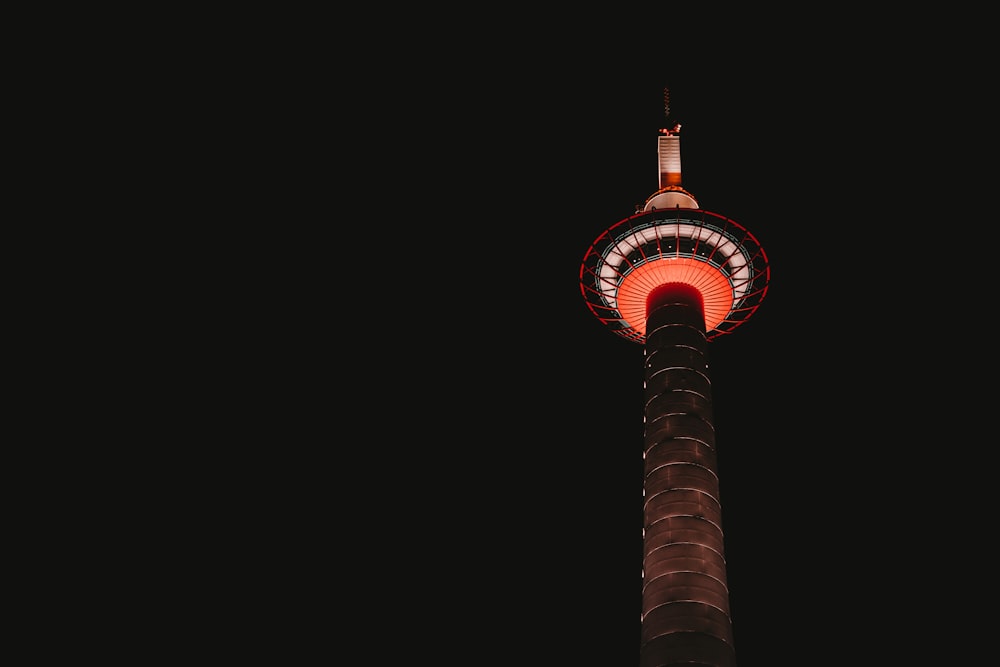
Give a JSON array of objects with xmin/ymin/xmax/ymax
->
[{"xmin": 579, "ymin": 90, "xmax": 769, "ymax": 667}]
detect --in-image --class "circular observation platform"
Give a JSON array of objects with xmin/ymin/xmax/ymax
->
[{"xmin": 580, "ymin": 209, "xmax": 770, "ymax": 343}]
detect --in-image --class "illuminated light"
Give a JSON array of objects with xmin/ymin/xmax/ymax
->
[
  {"xmin": 642, "ymin": 569, "xmax": 730, "ymax": 591},
  {"xmin": 646, "ymin": 540, "xmax": 724, "ymax": 551},
  {"xmin": 643, "ymin": 600, "xmax": 731, "ymax": 618},
  {"xmin": 645, "ymin": 513, "xmax": 725, "ymax": 534},
  {"xmin": 596, "ymin": 222, "xmax": 751, "ymax": 309},
  {"xmin": 581, "ymin": 210, "xmax": 768, "ymax": 342},
  {"xmin": 619, "ymin": 258, "xmax": 733, "ymax": 333}
]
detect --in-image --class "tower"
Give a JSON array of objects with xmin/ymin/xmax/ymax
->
[{"xmin": 579, "ymin": 90, "xmax": 769, "ymax": 667}]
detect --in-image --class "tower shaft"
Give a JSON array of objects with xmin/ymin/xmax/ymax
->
[{"xmin": 641, "ymin": 284, "xmax": 735, "ymax": 667}]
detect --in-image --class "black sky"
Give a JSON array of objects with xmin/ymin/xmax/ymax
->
[
  {"xmin": 132, "ymin": 20, "xmax": 1000, "ymax": 665},
  {"xmin": 374, "ymin": 64, "xmax": 996, "ymax": 665},
  {"xmin": 271, "ymin": 52, "xmax": 1000, "ymax": 665},
  {"xmin": 461, "ymin": 75, "xmax": 844, "ymax": 663}
]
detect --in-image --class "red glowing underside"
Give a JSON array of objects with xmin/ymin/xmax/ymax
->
[{"xmin": 618, "ymin": 257, "xmax": 733, "ymax": 335}]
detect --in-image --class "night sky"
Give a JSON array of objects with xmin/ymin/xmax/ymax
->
[
  {"xmin": 139, "ymin": 24, "xmax": 1000, "ymax": 665},
  {"xmin": 383, "ymin": 66, "xmax": 993, "ymax": 665},
  {"xmin": 459, "ymin": 75, "xmax": 843, "ymax": 663},
  {"xmin": 287, "ymin": 57, "xmax": 995, "ymax": 666}
]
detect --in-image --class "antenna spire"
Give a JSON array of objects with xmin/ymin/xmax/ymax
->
[{"xmin": 660, "ymin": 87, "xmax": 681, "ymax": 135}]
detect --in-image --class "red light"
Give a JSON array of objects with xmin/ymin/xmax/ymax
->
[{"xmin": 618, "ymin": 258, "xmax": 733, "ymax": 334}]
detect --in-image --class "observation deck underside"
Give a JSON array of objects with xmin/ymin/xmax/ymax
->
[{"xmin": 580, "ymin": 209, "xmax": 769, "ymax": 342}]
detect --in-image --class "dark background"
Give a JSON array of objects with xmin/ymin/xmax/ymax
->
[
  {"xmin": 63, "ymin": 17, "xmax": 998, "ymax": 666},
  {"xmin": 356, "ymin": 63, "xmax": 995, "ymax": 665},
  {"xmin": 220, "ymin": 47, "xmax": 996, "ymax": 664}
]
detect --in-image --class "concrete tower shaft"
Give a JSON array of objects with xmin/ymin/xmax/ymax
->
[{"xmin": 640, "ymin": 283, "xmax": 735, "ymax": 667}]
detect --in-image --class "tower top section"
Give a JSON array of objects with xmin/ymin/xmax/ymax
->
[
  {"xmin": 579, "ymin": 89, "xmax": 769, "ymax": 342},
  {"xmin": 646, "ymin": 88, "xmax": 698, "ymax": 211}
]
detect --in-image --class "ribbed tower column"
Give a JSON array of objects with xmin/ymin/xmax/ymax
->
[{"xmin": 640, "ymin": 283, "xmax": 736, "ymax": 667}]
